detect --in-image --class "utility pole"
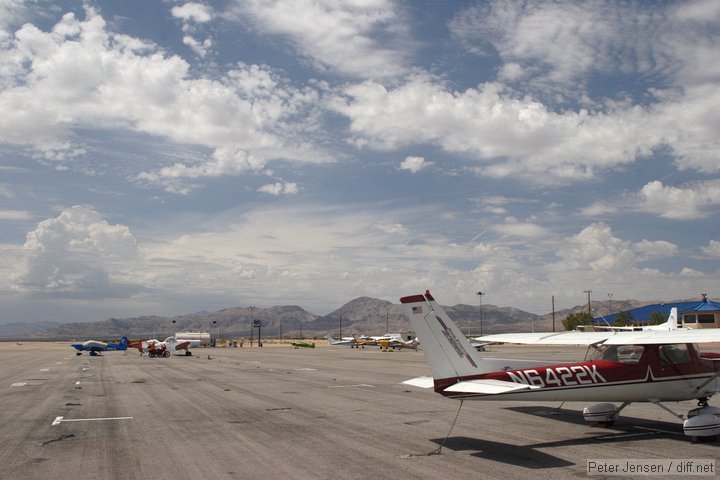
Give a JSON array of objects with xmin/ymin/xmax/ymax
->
[
  {"xmin": 551, "ymin": 295, "xmax": 555, "ymax": 332},
  {"xmin": 607, "ymin": 293, "xmax": 613, "ymax": 315},
  {"xmin": 584, "ymin": 290, "xmax": 592, "ymax": 315}
]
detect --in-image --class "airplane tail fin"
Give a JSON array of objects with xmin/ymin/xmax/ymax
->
[
  {"xmin": 666, "ymin": 307, "xmax": 678, "ymax": 330},
  {"xmin": 646, "ymin": 307, "xmax": 679, "ymax": 331},
  {"xmin": 120, "ymin": 336, "xmax": 129, "ymax": 348},
  {"xmin": 400, "ymin": 291, "xmax": 485, "ymax": 382}
]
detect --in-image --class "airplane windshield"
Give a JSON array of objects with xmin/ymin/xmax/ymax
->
[{"xmin": 591, "ymin": 345, "xmax": 644, "ymax": 364}]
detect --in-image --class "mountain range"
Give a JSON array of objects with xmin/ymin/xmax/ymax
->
[{"xmin": 0, "ymin": 296, "xmax": 658, "ymax": 341}]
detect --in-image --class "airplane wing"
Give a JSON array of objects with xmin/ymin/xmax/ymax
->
[
  {"xmin": 602, "ymin": 329, "xmax": 720, "ymax": 345},
  {"xmin": 476, "ymin": 328, "xmax": 720, "ymax": 346},
  {"xmin": 475, "ymin": 331, "xmax": 614, "ymax": 345}
]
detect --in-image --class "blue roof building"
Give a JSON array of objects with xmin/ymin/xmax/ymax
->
[{"xmin": 594, "ymin": 294, "xmax": 720, "ymax": 328}]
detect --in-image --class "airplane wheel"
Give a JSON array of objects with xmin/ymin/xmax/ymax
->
[
  {"xmin": 185, "ymin": 351, "xmax": 192, "ymax": 356},
  {"xmin": 163, "ymin": 351, "xmax": 170, "ymax": 358},
  {"xmin": 149, "ymin": 352, "xmax": 155, "ymax": 358},
  {"xmin": 76, "ymin": 352, "xmax": 82, "ymax": 356}
]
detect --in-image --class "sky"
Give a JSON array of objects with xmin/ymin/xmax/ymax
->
[{"xmin": 0, "ymin": 0, "xmax": 719, "ymax": 324}]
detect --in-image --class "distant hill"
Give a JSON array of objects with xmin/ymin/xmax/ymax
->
[
  {"xmin": 0, "ymin": 320, "xmax": 60, "ymax": 337},
  {"xmin": 1, "ymin": 296, "xmax": 696, "ymax": 341}
]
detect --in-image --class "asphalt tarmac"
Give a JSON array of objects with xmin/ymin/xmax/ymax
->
[{"xmin": 0, "ymin": 341, "xmax": 718, "ymax": 479}]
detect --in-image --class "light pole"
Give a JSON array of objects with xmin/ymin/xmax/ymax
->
[
  {"xmin": 476, "ymin": 291, "xmax": 485, "ymax": 337},
  {"xmin": 249, "ymin": 306, "xmax": 255, "ymax": 347},
  {"xmin": 258, "ymin": 316, "xmax": 262, "ymax": 347},
  {"xmin": 607, "ymin": 293, "xmax": 613, "ymax": 316}
]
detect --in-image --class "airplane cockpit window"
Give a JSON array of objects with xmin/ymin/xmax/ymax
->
[
  {"xmin": 659, "ymin": 344, "xmax": 691, "ymax": 366},
  {"xmin": 591, "ymin": 345, "xmax": 644, "ymax": 364}
]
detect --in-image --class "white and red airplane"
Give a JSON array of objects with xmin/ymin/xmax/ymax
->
[
  {"xmin": 400, "ymin": 291, "xmax": 720, "ymax": 441},
  {"xmin": 137, "ymin": 337, "xmax": 198, "ymax": 357}
]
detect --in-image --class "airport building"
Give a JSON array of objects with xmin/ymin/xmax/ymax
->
[{"xmin": 594, "ymin": 294, "xmax": 720, "ymax": 329}]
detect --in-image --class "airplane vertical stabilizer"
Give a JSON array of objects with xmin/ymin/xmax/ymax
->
[
  {"xmin": 400, "ymin": 291, "xmax": 485, "ymax": 381},
  {"xmin": 646, "ymin": 307, "xmax": 679, "ymax": 331}
]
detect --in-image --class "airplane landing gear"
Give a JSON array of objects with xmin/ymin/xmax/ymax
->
[
  {"xmin": 583, "ymin": 402, "xmax": 630, "ymax": 427},
  {"xmin": 684, "ymin": 403, "xmax": 720, "ymax": 442}
]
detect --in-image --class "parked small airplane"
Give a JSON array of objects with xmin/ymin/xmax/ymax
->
[
  {"xmin": 401, "ymin": 291, "xmax": 720, "ymax": 441},
  {"xmin": 71, "ymin": 337, "xmax": 129, "ymax": 356},
  {"xmin": 379, "ymin": 337, "xmax": 419, "ymax": 351},
  {"xmin": 592, "ymin": 308, "xmax": 684, "ymax": 331},
  {"xmin": 326, "ymin": 334, "xmax": 380, "ymax": 348},
  {"xmin": 138, "ymin": 337, "xmax": 198, "ymax": 357},
  {"xmin": 326, "ymin": 335, "xmax": 358, "ymax": 346},
  {"xmin": 291, "ymin": 341, "xmax": 315, "ymax": 349}
]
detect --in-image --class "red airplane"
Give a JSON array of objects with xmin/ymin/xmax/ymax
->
[{"xmin": 401, "ymin": 291, "xmax": 720, "ymax": 441}]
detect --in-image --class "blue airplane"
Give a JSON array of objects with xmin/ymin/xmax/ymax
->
[{"xmin": 71, "ymin": 337, "xmax": 129, "ymax": 356}]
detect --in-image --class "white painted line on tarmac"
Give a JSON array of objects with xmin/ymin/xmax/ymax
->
[
  {"xmin": 328, "ymin": 384, "xmax": 374, "ymax": 388},
  {"xmin": 40, "ymin": 368, "xmax": 50, "ymax": 372},
  {"xmin": 52, "ymin": 416, "xmax": 134, "ymax": 426}
]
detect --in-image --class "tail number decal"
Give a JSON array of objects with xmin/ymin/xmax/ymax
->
[{"xmin": 507, "ymin": 365, "xmax": 607, "ymax": 388}]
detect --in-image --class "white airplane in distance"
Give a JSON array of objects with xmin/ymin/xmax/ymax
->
[
  {"xmin": 400, "ymin": 291, "xmax": 720, "ymax": 441},
  {"xmin": 326, "ymin": 334, "xmax": 392, "ymax": 348},
  {"xmin": 138, "ymin": 337, "xmax": 199, "ymax": 357},
  {"xmin": 592, "ymin": 308, "xmax": 685, "ymax": 332},
  {"xmin": 380, "ymin": 337, "xmax": 420, "ymax": 351},
  {"xmin": 326, "ymin": 335, "xmax": 358, "ymax": 346}
]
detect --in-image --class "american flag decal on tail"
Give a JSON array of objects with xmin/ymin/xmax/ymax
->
[{"xmin": 412, "ymin": 306, "xmax": 423, "ymax": 314}]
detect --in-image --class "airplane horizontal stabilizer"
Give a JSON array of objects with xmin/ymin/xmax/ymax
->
[
  {"xmin": 402, "ymin": 376, "xmax": 434, "ymax": 388},
  {"xmin": 443, "ymin": 379, "xmax": 540, "ymax": 395}
]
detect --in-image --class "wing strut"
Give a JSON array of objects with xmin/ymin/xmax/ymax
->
[
  {"xmin": 652, "ymin": 401, "xmax": 686, "ymax": 421},
  {"xmin": 694, "ymin": 370, "xmax": 720, "ymax": 393}
]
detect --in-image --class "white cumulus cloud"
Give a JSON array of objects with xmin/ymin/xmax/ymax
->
[
  {"xmin": 11, "ymin": 205, "xmax": 140, "ymax": 297},
  {"xmin": 399, "ymin": 156, "xmax": 430, "ymax": 173},
  {"xmin": 258, "ymin": 181, "xmax": 299, "ymax": 195}
]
